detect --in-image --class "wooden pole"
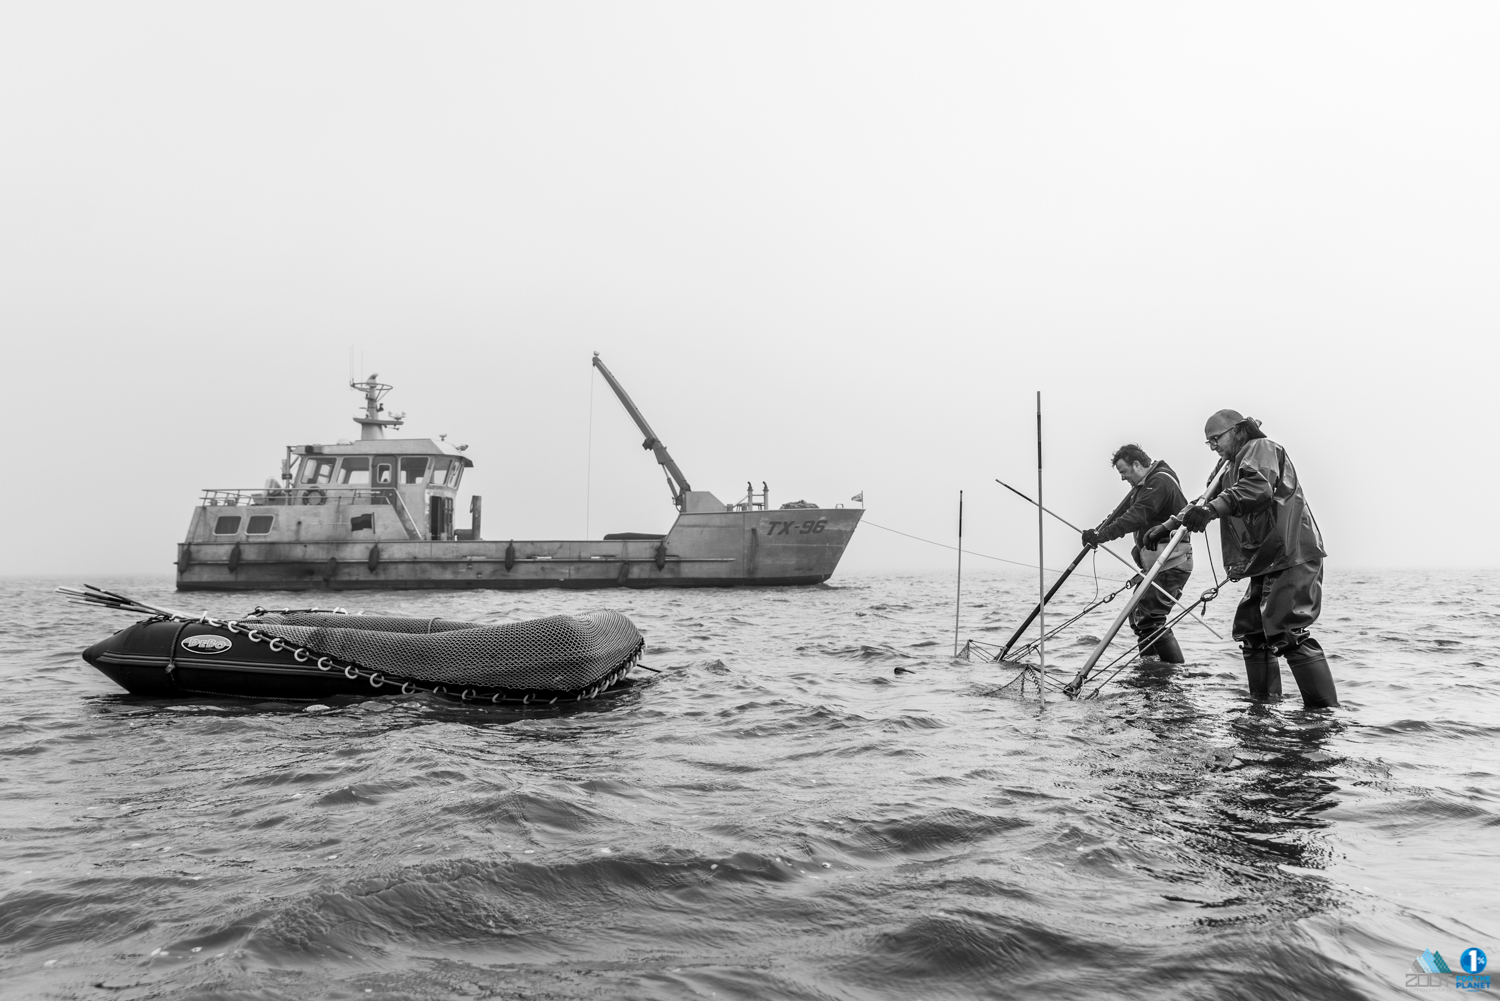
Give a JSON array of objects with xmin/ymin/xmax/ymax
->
[
  {"xmin": 953, "ymin": 490, "xmax": 964, "ymax": 657},
  {"xmin": 1035, "ymin": 393, "xmax": 1046, "ymax": 701}
]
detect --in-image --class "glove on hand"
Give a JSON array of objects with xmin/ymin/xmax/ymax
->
[
  {"xmin": 1081, "ymin": 529, "xmax": 1102, "ymax": 547},
  {"xmin": 1142, "ymin": 522, "xmax": 1172, "ymax": 546},
  {"xmin": 1182, "ymin": 505, "xmax": 1216, "ymax": 532}
]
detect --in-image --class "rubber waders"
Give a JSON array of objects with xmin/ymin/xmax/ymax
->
[
  {"xmin": 1242, "ymin": 647, "xmax": 1283, "ymax": 699},
  {"xmin": 1284, "ymin": 639, "xmax": 1339, "ymax": 709},
  {"xmin": 1144, "ymin": 633, "xmax": 1185, "ymax": 664}
]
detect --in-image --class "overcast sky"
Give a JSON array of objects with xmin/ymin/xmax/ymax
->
[{"xmin": 3, "ymin": 3, "xmax": 1496, "ymax": 577}]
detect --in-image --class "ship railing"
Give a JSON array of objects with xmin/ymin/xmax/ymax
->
[
  {"xmin": 730, "ymin": 481, "xmax": 770, "ymax": 512},
  {"xmin": 199, "ymin": 486, "xmax": 409, "ymax": 508}
]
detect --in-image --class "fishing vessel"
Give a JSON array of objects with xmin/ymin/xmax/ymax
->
[{"xmin": 176, "ymin": 355, "xmax": 862, "ymax": 591}]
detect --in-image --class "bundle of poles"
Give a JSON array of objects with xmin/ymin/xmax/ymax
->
[{"xmin": 57, "ymin": 583, "xmax": 350, "ymax": 622}]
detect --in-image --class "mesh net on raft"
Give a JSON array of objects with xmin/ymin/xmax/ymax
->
[
  {"xmin": 251, "ymin": 613, "xmax": 483, "ymax": 635},
  {"xmin": 250, "ymin": 610, "xmax": 644, "ymax": 693}
]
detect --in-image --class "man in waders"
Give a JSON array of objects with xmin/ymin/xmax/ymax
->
[
  {"xmin": 1082, "ymin": 444, "xmax": 1193, "ymax": 664},
  {"xmin": 1156, "ymin": 410, "xmax": 1339, "ymax": 708}
]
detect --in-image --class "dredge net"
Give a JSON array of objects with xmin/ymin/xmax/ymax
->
[{"xmin": 251, "ymin": 610, "xmax": 643, "ymax": 693}]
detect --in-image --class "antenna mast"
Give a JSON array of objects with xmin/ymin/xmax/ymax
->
[{"xmin": 349, "ymin": 373, "xmax": 405, "ymax": 441}]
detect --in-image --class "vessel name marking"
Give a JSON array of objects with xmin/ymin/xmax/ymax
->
[
  {"xmin": 181, "ymin": 635, "xmax": 233, "ymax": 655},
  {"xmin": 765, "ymin": 519, "xmax": 828, "ymax": 536}
]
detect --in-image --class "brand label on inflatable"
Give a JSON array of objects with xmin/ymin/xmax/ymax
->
[{"xmin": 181, "ymin": 634, "xmax": 232, "ymax": 655}]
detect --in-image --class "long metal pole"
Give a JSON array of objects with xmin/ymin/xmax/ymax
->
[
  {"xmin": 993, "ymin": 477, "xmax": 1223, "ymax": 640},
  {"xmin": 996, "ymin": 544, "xmax": 1093, "ymax": 662},
  {"xmin": 1035, "ymin": 393, "xmax": 1046, "ymax": 701},
  {"xmin": 953, "ymin": 490, "xmax": 963, "ymax": 657},
  {"xmin": 1064, "ymin": 459, "xmax": 1228, "ymax": 696}
]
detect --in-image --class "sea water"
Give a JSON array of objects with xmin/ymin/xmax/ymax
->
[{"xmin": 0, "ymin": 568, "xmax": 1494, "ymax": 1000}]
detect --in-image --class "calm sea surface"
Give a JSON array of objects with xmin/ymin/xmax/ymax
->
[{"xmin": 1, "ymin": 568, "xmax": 1495, "ymax": 1000}]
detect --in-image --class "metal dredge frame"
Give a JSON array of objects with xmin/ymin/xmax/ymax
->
[{"xmin": 961, "ymin": 460, "xmax": 1233, "ymax": 701}]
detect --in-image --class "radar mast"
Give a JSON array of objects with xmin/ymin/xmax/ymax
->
[{"xmin": 350, "ymin": 373, "xmax": 406, "ymax": 440}]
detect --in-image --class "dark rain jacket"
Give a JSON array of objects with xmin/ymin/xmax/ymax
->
[
  {"xmin": 1096, "ymin": 460, "xmax": 1193, "ymax": 572},
  {"xmin": 1205, "ymin": 435, "xmax": 1326, "ymax": 580}
]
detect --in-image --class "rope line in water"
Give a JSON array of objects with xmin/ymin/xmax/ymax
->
[{"xmin": 861, "ymin": 520, "xmax": 1136, "ymax": 583}]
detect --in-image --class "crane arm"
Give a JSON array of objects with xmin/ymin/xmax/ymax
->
[{"xmin": 592, "ymin": 353, "xmax": 692, "ymax": 509}]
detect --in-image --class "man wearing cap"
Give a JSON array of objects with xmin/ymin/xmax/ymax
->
[
  {"xmin": 1155, "ymin": 410, "xmax": 1338, "ymax": 708},
  {"xmin": 1081, "ymin": 444, "xmax": 1193, "ymax": 664}
]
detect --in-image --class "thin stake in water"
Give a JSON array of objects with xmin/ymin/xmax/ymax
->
[
  {"xmin": 1036, "ymin": 392, "xmax": 1046, "ymax": 702},
  {"xmin": 953, "ymin": 490, "xmax": 964, "ymax": 657}
]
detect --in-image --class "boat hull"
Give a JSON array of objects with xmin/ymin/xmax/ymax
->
[
  {"xmin": 83, "ymin": 617, "xmax": 640, "ymax": 702},
  {"xmin": 176, "ymin": 507, "xmax": 863, "ymax": 591}
]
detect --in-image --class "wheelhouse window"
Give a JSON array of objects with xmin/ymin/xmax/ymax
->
[
  {"xmin": 374, "ymin": 461, "xmax": 394, "ymax": 486},
  {"xmin": 300, "ymin": 457, "xmax": 335, "ymax": 484},
  {"xmin": 430, "ymin": 458, "xmax": 451, "ymax": 485},
  {"xmin": 213, "ymin": 516, "xmax": 242, "ymax": 535},
  {"xmin": 400, "ymin": 457, "xmax": 428, "ymax": 484},
  {"xmin": 338, "ymin": 457, "xmax": 371, "ymax": 485},
  {"xmin": 246, "ymin": 515, "xmax": 275, "ymax": 535},
  {"xmin": 446, "ymin": 462, "xmax": 463, "ymax": 487}
]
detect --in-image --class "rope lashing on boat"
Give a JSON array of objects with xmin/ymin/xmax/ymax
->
[
  {"xmin": 216, "ymin": 617, "xmax": 645, "ymax": 704},
  {"xmin": 249, "ymin": 605, "xmax": 349, "ymax": 617},
  {"xmin": 163, "ymin": 619, "xmax": 191, "ymax": 684}
]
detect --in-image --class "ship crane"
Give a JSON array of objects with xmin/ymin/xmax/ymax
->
[{"xmin": 592, "ymin": 353, "xmax": 692, "ymax": 511}]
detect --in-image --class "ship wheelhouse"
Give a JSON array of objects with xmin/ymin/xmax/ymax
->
[{"xmin": 186, "ymin": 376, "xmax": 476, "ymax": 547}]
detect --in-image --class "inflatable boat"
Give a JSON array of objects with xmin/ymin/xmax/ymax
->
[{"xmin": 67, "ymin": 586, "xmax": 645, "ymax": 704}]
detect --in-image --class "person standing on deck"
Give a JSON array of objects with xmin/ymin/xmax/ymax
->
[
  {"xmin": 1151, "ymin": 410, "xmax": 1339, "ymax": 709},
  {"xmin": 1081, "ymin": 444, "xmax": 1194, "ymax": 664}
]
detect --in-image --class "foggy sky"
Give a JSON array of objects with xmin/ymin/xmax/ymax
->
[{"xmin": 3, "ymin": 3, "xmax": 1496, "ymax": 577}]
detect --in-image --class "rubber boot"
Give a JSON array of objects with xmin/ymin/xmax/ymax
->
[
  {"xmin": 1242, "ymin": 646, "xmax": 1282, "ymax": 699},
  {"xmin": 1142, "ymin": 632, "xmax": 1185, "ymax": 664},
  {"xmin": 1284, "ymin": 639, "xmax": 1339, "ymax": 709}
]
